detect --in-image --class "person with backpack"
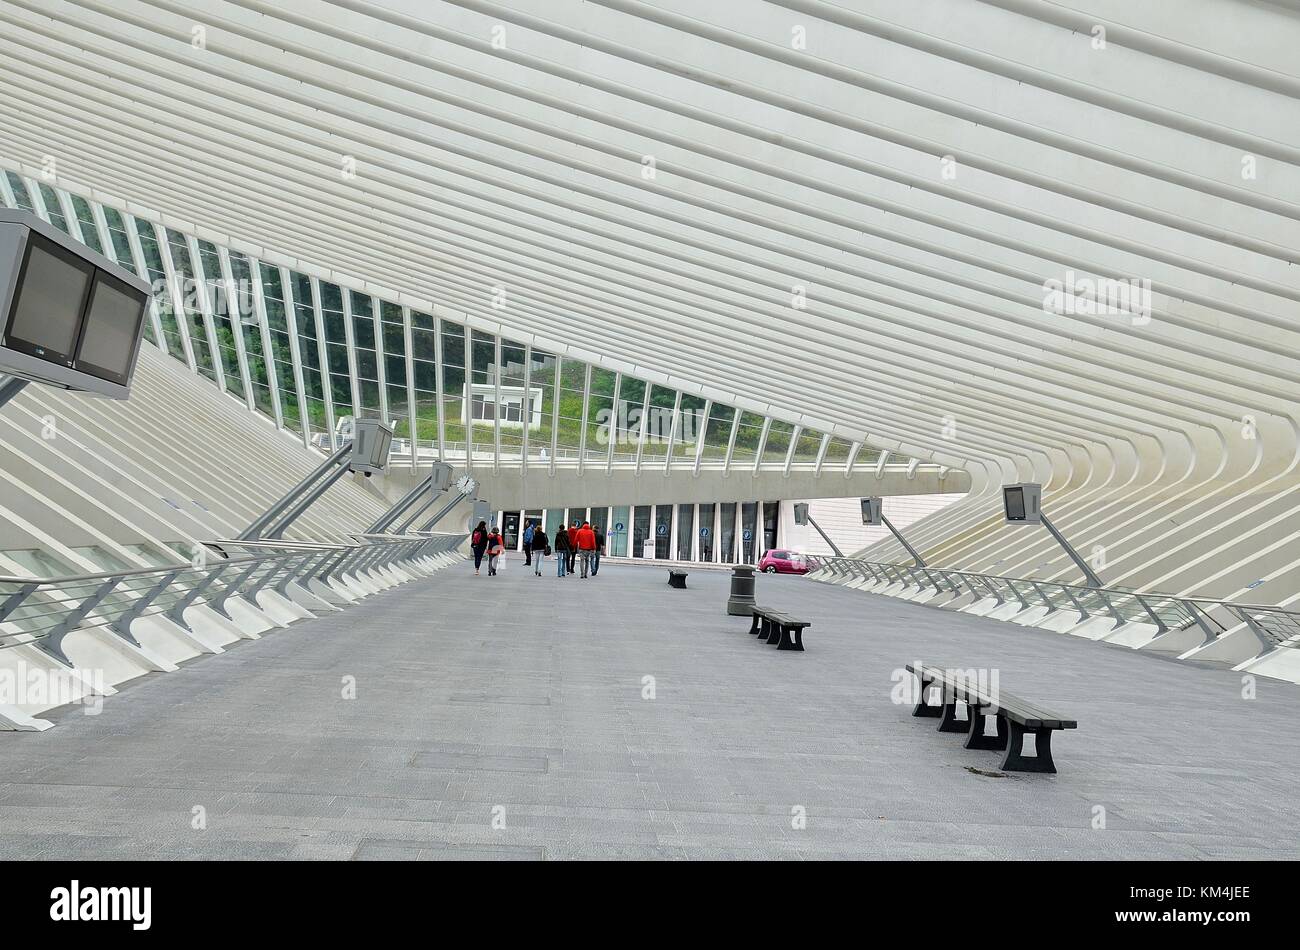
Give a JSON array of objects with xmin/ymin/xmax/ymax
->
[
  {"xmin": 566, "ymin": 522, "xmax": 580, "ymax": 575},
  {"xmin": 576, "ymin": 521, "xmax": 597, "ymax": 578},
  {"xmin": 553, "ymin": 522, "xmax": 571, "ymax": 578},
  {"xmin": 529, "ymin": 524, "xmax": 549, "ymax": 576},
  {"xmin": 591, "ymin": 523, "xmax": 605, "ymax": 577},
  {"xmin": 522, "ymin": 520, "xmax": 535, "ymax": 567},
  {"xmin": 486, "ymin": 526, "xmax": 505, "ymax": 576},
  {"xmin": 470, "ymin": 520, "xmax": 488, "ymax": 575}
]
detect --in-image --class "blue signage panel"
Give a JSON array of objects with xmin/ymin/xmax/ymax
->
[
  {"xmin": 742, "ymin": 529, "xmax": 753, "ymax": 541},
  {"xmin": 657, "ymin": 523, "xmax": 668, "ymax": 536},
  {"xmin": 700, "ymin": 527, "xmax": 710, "ymax": 538}
]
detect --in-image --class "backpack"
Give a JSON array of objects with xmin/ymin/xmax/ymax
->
[{"xmin": 472, "ymin": 529, "xmax": 484, "ymax": 546}]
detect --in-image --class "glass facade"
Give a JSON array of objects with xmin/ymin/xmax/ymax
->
[
  {"xmin": 487, "ymin": 500, "xmax": 784, "ymax": 565},
  {"xmin": 0, "ymin": 174, "xmax": 924, "ymax": 485}
]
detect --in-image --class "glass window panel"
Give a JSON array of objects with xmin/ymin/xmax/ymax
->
[
  {"xmin": 37, "ymin": 184, "xmax": 70, "ymax": 233},
  {"xmin": 195, "ymin": 241, "xmax": 244, "ymax": 400},
  {"xmin": 633, "ymin": 505, "xmax": 652, "ymax": 558},
  {"xmin": 731, "ymin": 411, "xmax": 767, "ymax": 464},
  {"xmin": 350, "ymin": 292, "xmax": 376, "ymax": 350},
  {"xmin": 741, "ymin": 502, "xmax": 758, "ymax": 564},
  {"xmin": 763, "ymin": 501, "xmax": 780, "ymax": 555},
  {"xmin": 586, "ymin": 394, "xmax": 614, "ymax": 460},
  {"xmin": 4, "ymin": 172, "xmax": 34, "ymax": 212},
  {"xmin": 526, "ymin": 348, "xmax": 556, "ymax": 461},
  {"xmin": 654, "ymin": 505, "xmax": 672, "ymax": 558},
  {"xmin": 318, "ymin": 281, "xmax": 353, "ymax": 418},
  {"xmin": 164, "ymin": 228, "xmax": 216, "ymax": 382},
  {"xmin": 698, "ymin": 504, "xmax": 715, "ymax": 562},
  {"xmin": 287, "ymin": 272, "xmax": 330, "ymax": 441},
  {"xmin": 100, "ymin": 206, "xmax": 137, "ymax": 271},
  {"xmin": 609, "ymin": 506, "xmax": 630, "ymax": 557},
  {"xmin": 793, "ymin": 429, "xmax": 825, "ymax": 463},
  {"xmin": 440, "ymin": 321, "xmax": 466, "ymax": 455},
  {"xmin": 824, "ymin": 436, "xmax": 855, "ymax": 463},
  {"xmin": 641, "ymin": 385, "xmax": 675, "ymax": 459},
  {"xmin": 612, "ymin": 378, "xmax": 647, "ymax": 462},
  {"xmin": 763, "ymin": 420, "xmax": 794, "ymax": 464},
  {"xmin": 135, "ymin": 220, "xmax": 184, "ymax": 361},
  {"xmin": 719, "ymin": 502, "xmax": 737, "ymax": 563},
  {"xmin": 229, "ymin": 253, "xmax": 272, "ymax": 416},
  {"xmin": 675, "ymin": 394, "xmax": 707, "ymax": 457},
  {"xmin": 67, "ymin": 194, "xmax": 103, "ymax": 255},
  {"xmin": 676, "ymin": 503, "xmax": 694, "ymax": 561},
  {"xmin": 702, "ymin": 404, "xmax": 735, "ymax": 460}
]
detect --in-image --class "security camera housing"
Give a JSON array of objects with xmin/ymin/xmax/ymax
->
[
  {"xmin": 0, "ymin": 209, "xmax": 152, "ymax": 399},
  {"xmin": 348, "ymin": 418, "xmax": 395, "ymax": 475},
  {"xmin": 1003, "ymin": 483, "xmax": 1043, "ymax": 525}
]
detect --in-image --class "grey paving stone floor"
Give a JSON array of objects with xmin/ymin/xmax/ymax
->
[{"xmin": 2, "ymin": 560, "xmax": 1298, "ymax": 860}]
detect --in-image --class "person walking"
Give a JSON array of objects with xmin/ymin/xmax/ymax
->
[
  {"xmin": 530, "ymin": 524, "xmax": 549, "ymax": 576},
  {"xmin": 470, "ymin": 520, "xmax": 488, "ymax": 575},
  {"xmin": 486, "ymin": 526, "xmax": 505, "ymax": 576},
  {"xmin": 566, "ymin": 522, "xmax": 580, "ymax": 575},
  {"xmin": 522, "ymin": 520, "xmax": 535, "ymax": 567},
  {"xmin": 574, "ymin": 521, "xmax": 596, "ymax": 578},
  {"xmin": 591, "ymin": 522, "xmax": 605, "ymax": 577},
  {"xmin": 553, "ymin": 522, "xmax": 570, "ymax": 577}
]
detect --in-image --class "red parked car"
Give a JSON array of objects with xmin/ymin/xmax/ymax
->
[{"xmin": 758, "ymin": 549, "xmax": 810, "ymax": 574}]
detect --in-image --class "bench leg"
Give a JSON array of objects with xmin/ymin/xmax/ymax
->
[
  {"xmin": 964, "ymin": 706, "xmax": 1009, "ymax": 751},
  {"xmin": 936, "ymin": 691, "xmax": 969, "ymax": 734},
  {"xmin": 999, "ymin": 722, "xmax": 1058, "ymax": 774},
  {"xmin": 776, "ymin": 626, "xmax": 804, "ymax": 651},
  {"xmin": 766, "ymin": 622, "xmax": 782, "ymax": 645},
  {"xmin": 911, "ymin": 676, "xmax": 941, "ymax": 718},
  {"xmin": 748, "ymin": 613, "xmax": 761, "ymax": 635}
]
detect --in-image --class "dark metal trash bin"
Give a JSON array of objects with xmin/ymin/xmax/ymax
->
[{"xmin": 727, "ymin": 564, "xmax": 756, "ymax": 616}]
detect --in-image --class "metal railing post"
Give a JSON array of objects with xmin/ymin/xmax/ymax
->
[{"xmin": 41, "ymin": 577, "xmax": 127, "ymax": 664}]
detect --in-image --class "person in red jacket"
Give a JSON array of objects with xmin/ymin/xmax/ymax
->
[
  {"xmin": 566, "ymin": 523, "xmax": 580, "ymax": 575},
  {"xmin": 575, "ymin": 522, "xmax": 598, "ymax": 578}
]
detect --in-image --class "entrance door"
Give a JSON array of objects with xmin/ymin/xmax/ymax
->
[{"xmin": 502, "ymin": 511, "xmax": 521, "ymax": 550}]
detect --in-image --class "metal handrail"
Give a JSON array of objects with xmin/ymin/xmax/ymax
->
[
  {"xmin": 804, "ymin": 555, "xmax": 1296, "ymax": 651},
  {"xmin": 0, "ymin": 534, "xmax": 465, "ymax": 663}
]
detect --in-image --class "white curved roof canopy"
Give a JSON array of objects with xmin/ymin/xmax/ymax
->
[{"xmin": 1, "ymin": 0, "xmax": 1299, "ymax": 602}]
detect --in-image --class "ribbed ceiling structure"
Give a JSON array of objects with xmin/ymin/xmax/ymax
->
[{"xmin": 1, "ymin": 0, "xmax": 1298, "ymax": 597}]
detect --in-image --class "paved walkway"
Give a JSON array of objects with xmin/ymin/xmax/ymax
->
[{"xmin": 2, "ymin": 560, "xmax": 1298, "ymax": 859}]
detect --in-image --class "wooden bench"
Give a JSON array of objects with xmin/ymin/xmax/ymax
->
[
  {"xmin": 748, "ymin": 606, "xmax": 810, "ymax": 651},
  {"xmin": 905, "ymin": 663, "xmax": 1076, "ymax": 773},
  {"xmin": 668, "ymin": 570, "xmax": 689, "ymax": 589}
]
